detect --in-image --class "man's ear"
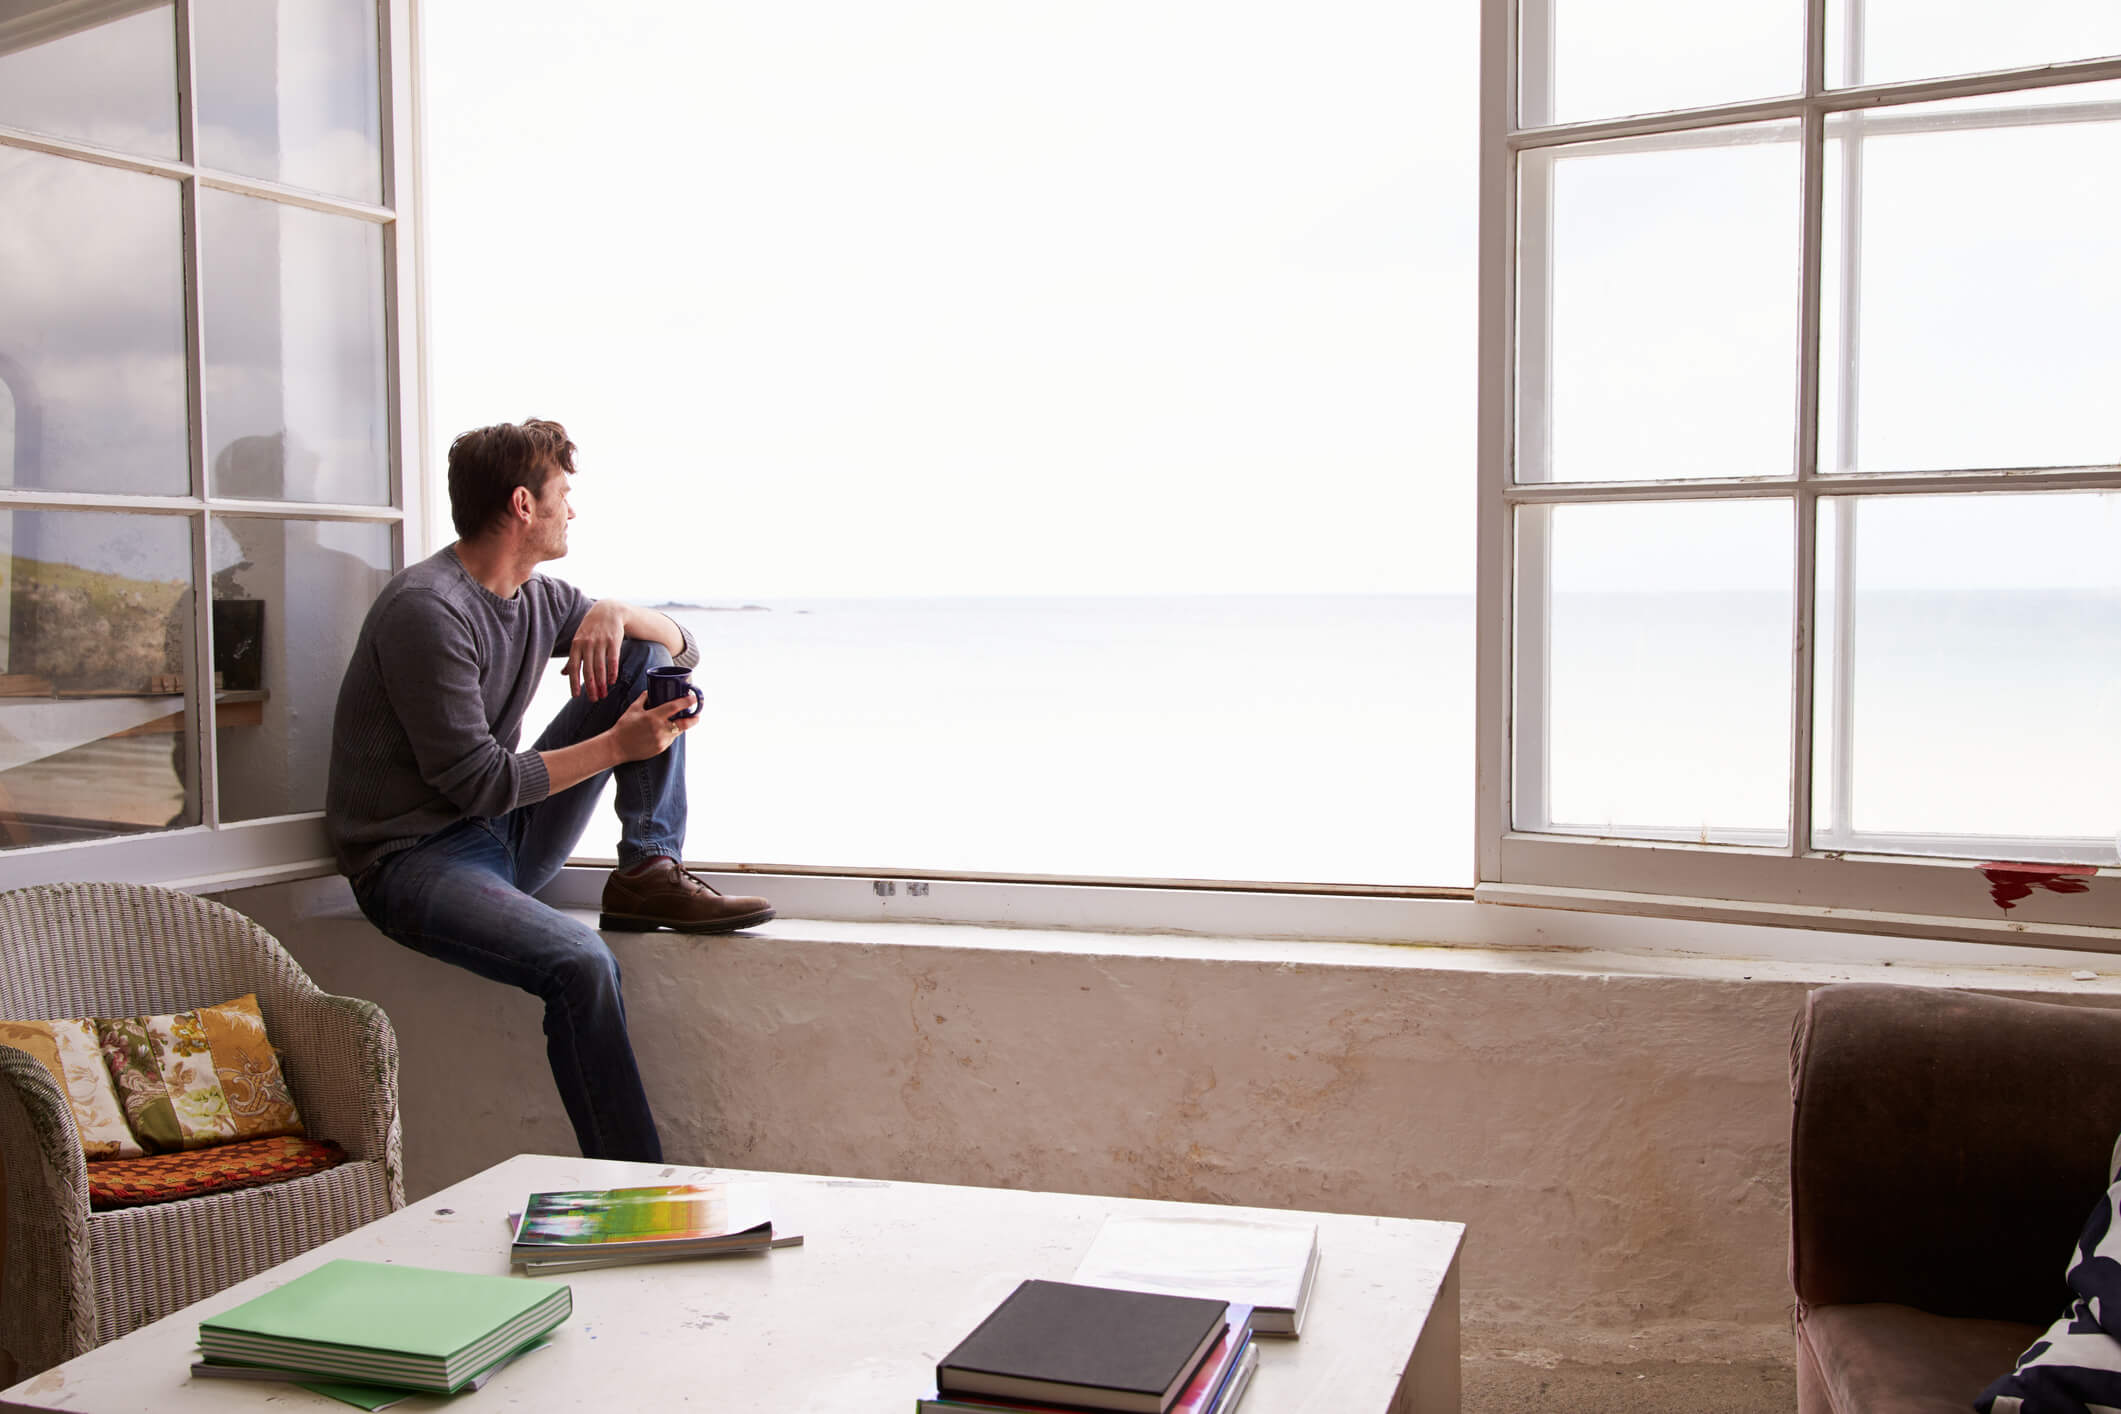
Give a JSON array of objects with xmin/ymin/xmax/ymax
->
[{"xmin": 511, "ymin": 484, "xmax": 536, "ymax": 523}]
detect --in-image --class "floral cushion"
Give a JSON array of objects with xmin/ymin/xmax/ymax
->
[
  {"xmin": 97, "ymin": 993, "xmax": 304, "ymax": 1152},
  {"xmin": 0, "ymin": 1017, "xmax": 145, "ymax": 1159},
  {"xmin": 86, "ymin": 1134, "xmax": 346, "ymax": 1209}
]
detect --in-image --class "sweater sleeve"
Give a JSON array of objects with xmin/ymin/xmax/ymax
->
[
  {"xmin": 544, "ymin": 575, "xmax": 594, "ymax": 657},
  {"xmin": 372, "ymin": 591, "xmax": 550, "ymax": 816},
  {"xmin": 545, "ymin": 576, "xmax": 698, "ymax": 669}
]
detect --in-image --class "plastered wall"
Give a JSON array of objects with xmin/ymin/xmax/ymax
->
[{"xmin": 223, "ymin": 882, "xmax": 2121, "ymax": 1361}]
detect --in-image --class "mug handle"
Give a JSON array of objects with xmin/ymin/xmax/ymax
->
[{"xmin": 677, "ymin": 684, "xmax": 705, "ymax": 721}]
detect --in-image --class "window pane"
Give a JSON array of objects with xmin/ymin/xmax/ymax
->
[
  {"xmin": 433, "ymin": 1, "xmax": 1480, "ymax": 887},
  {"xmin": 1516, "ymin": 499, "xmax": 1792, "ymax": 844},
  {"xmin": 1819, "ymin": 83, "xmax": 2121, "ymax": 474},
  {"xmin": 202, "ymin": 191, "xmax": 389, "ymax": 504},
  {"xmin": 1520, "ymin": 0, "xmax": 1799, "ymax": 127},
  {"xmin": 0, "ymin": 147, "xmax": 189, "ymax": 497},
  {"xmin": 1812, "ymin": 493, "xmax": 2121, "ymax": 861},
  {"xmin": 1827, "ymin": 0, "xmax": 2121, "ymax": 89},
  {"xmin": 0, "ymin": 510, "xmax": 196, "ymax": 847},
  {"xmin": 0, "ymin": 3, "xmax": 178, "ymax": 156},
  {"xmin": 212, "ymin": 517, "xmax": 392, "ymax": 822},
  {"xmin": 194, "ymin": 0, "xmax": 383, "ymax": 203},
  {"xmin": 1518, "ymin": 124, "xmax": 1800, "ymax": 484}
]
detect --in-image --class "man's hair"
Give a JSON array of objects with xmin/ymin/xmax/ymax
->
[{"xmin": 446, "ymin": 418, "xmax": 577, "ymax": 541}]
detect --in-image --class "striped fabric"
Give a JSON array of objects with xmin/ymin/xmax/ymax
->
[
  {"xmin": 1979, "ymin": 1136, "xmax": 2121, "ymax": 1414},
  {"xmin": 87, "ymin": 1136, "xmax": 346, "ymax": 1209}
]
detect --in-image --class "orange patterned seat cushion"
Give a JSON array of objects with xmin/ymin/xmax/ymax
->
[{"xmin": 86, "ymin": 1134, "xmax": 347, "ymax": 1210}]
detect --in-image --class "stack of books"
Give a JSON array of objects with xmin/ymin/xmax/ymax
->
[
  {"xmin": 1070, "ymin": 1215, "xmax": 1320, "ymax": 1337},
  {"xmin": 920, "ymin": 1279, "xmax": 1257, "ymax": 1414},
  {"xmin": 193, "ymin": 1259, "xmax": 570, "ymax": 1397},
  {"xmin": 510, "ymin": 1181, "xmax": 795, "ymax": 1274}
]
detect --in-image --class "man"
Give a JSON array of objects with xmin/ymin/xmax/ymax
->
[{"xmin": 325, "ymin": 418, "xmax": 773, "ymax": 1163}]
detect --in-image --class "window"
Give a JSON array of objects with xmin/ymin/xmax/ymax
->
[
  {"xmin": 0, "ymin": 0, "xmax": 420, "ymax": 890},
  {"xmin": 425, "ymin": 2, "xmax": 1479, "ymax": 895},
  {"xmin": 1481, "ymin": 0, "xmax": 2121, "ymax": 940}
]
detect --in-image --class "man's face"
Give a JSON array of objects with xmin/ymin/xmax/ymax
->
[{"xmin": 528, "ymin": 463, "xmax": 574, "ymax": 561}]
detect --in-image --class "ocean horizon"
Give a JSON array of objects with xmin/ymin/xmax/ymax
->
[{"xmin": 522, "ymin": 590, "xmax": 2119, "ymax": 885}]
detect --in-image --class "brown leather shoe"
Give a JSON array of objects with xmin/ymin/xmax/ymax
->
[{"xmin": 599, "ymin": 857, "xmax": 776, "ymax": 934}]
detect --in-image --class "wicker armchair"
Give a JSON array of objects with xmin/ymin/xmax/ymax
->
[{"xmin": 0, "ymin": 881, "xmax": 403, "ymax": 1379}]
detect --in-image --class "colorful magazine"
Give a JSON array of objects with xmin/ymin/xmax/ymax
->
[{"xmin": 510, "ymin": 1182, "xmax": 773, "ymax": 1261}]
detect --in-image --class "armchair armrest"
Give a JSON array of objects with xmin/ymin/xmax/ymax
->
[
  {"xmin": 266, "ymin": 991, "xmax": 403, "ymax": 1208},
  {"xmin": 1790, "ymin": 983, "xmax": 2121, "ymax": 1325},
  {"xmin": 0, "ymin": 1044, "xmax": 96, "ymax": 1374}
]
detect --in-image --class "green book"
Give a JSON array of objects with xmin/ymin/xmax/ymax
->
[{"xmin": 197, "ymin": 1259, "xmax": 571, "ymax": 1394}]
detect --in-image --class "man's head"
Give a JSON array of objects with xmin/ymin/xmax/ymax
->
[{"xmin": 447, "ymin": 418, "xmax": 577, "ymax": 554}]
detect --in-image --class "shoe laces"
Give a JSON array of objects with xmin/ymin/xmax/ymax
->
[{"xmin": 670, "ymin": 863, "xmax": 723, "ymax": 898}]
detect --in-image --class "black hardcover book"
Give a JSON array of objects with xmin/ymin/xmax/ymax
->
[{"xmin": 937, "ymin": 1279, "xmax": 1230, "ymax": 1414}]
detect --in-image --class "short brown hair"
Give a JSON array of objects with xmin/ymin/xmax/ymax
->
[{"xmin": 446, "ymin": 418, "xmax": 577, "ymax": 541}]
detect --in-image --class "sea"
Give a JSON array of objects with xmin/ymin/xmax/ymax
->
[{"xmin": 522, "ymin": 590, "xmax": 2121, "ymax": 887}]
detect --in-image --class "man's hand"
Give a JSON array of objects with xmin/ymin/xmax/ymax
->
[
  {"xmin": 610, "ymin": 691, "xmax": 697, "ymax": 762},
  {"xmin": 566, "ymin": 599, "xmax": 630, "ymax": 699}
]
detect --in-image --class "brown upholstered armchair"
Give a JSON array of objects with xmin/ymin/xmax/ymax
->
[{"xmin": 1790, "ymin": 983, "xmax": 2121, "ymax": 1414}]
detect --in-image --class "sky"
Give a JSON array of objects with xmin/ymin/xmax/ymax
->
[
  {"xmin": 420, "ymin": 2, "xmax": 1479, "ymax": 603},
  {"xmin": 419, "ymin": 1, "xmax": 2121, "ymax": 605}
]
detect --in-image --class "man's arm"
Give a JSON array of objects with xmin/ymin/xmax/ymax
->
[
  {"xmin": 565, "ymin": 600, "xmax": 691, "ymax": 700},
  {"xmin": 539, "ymin": 690, "xmax": 697, "ymax": 794}
]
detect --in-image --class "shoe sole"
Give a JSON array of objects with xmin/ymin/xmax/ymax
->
[{"xmin": 598, "ymin": 907, "xmax": 777, "ymax": 935}]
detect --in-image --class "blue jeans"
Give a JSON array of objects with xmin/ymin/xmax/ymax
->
[{"xmin": 350, "ymin": 638, "xmax": 687, "ymax": 1162}]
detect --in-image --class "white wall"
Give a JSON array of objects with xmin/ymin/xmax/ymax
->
[{"xmin": 225, "ymin": 881, "xmax": 2121, "ymax": 1361}]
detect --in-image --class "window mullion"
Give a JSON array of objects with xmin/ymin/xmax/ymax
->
[
  {"xmin": 1822, "ymin": 0, "xmax": 1867, "ymax": 851},
  {"xmin": 173, "ymin": 0, "xmax": 196, "ymax": 168},
  {"xmin": 1511, "ymin": 507, "xmax": 1553, "ymax": 835},
  {"xmin": 1787, "ymin": 0, "xmax": 1829, "ymax": 858},
  {"xmin": 378, "ymin": 0, "xmax": 419, "ymax": 565},
  {"xmin": 174, "ymin": 0, "xmax": 219, "ymax": 832},
  {"xmin": 1476, "ymin": 0, "xmax": 1519, "ymax": 882}
]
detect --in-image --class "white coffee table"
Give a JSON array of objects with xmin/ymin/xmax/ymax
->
[{"xmin": 2, "ymin": 1153, "xmax": 1463, "ymax": 1413}]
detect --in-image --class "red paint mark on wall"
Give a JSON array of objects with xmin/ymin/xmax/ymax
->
[{"xmin": 1980, "ymin": 862, "xmax": 2097, "ymax": 911}]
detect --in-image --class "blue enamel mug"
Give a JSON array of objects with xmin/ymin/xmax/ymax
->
[{"xmin": 645, "ymin": 664, "xmax": 704, "ymax": 720}]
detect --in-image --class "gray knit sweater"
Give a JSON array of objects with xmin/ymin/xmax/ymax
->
[{"xmin": 324, "ymin": 546, "xmax": 698, "ymax": 878}]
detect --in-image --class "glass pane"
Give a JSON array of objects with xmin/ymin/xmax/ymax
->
[
  {"xmin": 1812, "ymin": 493, "xmax": 2121, "ymax": 862},
  {"xmin": 213, "ymin": 517, "xmax": 392, "ymax": 822},
  {"xmin": 0, "ymin": 510, "xmax": 196, "ymax": 847},
  {"xmin": 1828, "ymin": 0, "xmax": 2121, "ymax": 89},
  {"xmin": 0, "ymin": 3, "xmax": 178, "ymax": 156},
  {"xmin": 1518, "ymin": 124, "xmax": 1800, "ymax": 484},
  {"xmin": 195, "ymin": 0, "xmax": 383, "ymax": 203},
  {"xmin": 1521, "ymin": 0, "xmax": 1799, "ymax": 127},
  {"xmin": 430, "ymin": 0, "xmax": 1479, "ymax": 886},
  {"xmin": 1820, "ymin": 83, "xmax": 2121, "ymax": 474},
  {"xmin": 202, "ymin": 191, "xmax": 390, "ymax": 504},
  {"xmin": 0, "ymin": 146, "xmax": 189, "ymax": 497},
  {"xmin": 1515, "ymin": 499, "xmax": 1793, "ymax": 844}
]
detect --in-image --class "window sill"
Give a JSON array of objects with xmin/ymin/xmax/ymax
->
[{"xmin": 276, "ymin": 870, "xmax": 2121, "ymax": 994}]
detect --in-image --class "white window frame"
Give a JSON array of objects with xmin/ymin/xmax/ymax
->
[
  {"xmin": 0, "ymin": 0, "xmax": 424, "ymax": 894},
  {"xmin": 1475, "ymin": 0, "xmax": 2121, "ymax": 947}
]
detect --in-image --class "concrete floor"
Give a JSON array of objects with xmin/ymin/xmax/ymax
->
[{"xmin": 1463, "ymin": 1354, "xmax": 1796, "ymax": 1413}]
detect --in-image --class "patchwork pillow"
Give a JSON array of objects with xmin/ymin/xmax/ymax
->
[
  {"xmin": 0, "ymin": 1017, "xmax": 145, "ymax": 1159},
  {"xmin": 96, "ymin": 994, "xmax": 304, "ymax": 1153},
  {"xmin": 1977, "ymin": 1135, "xmax": 2121, "ymax": 1413}
]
